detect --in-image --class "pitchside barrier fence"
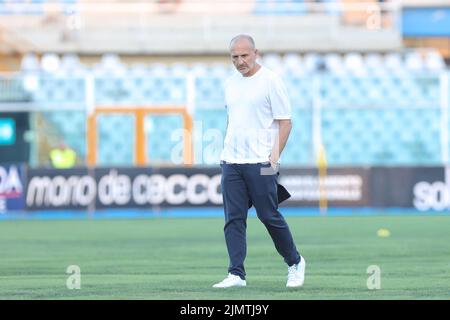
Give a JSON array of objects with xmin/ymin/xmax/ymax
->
[{"xmin": 1, "ymin": 163, "xmax": 450, "ymax": 215}]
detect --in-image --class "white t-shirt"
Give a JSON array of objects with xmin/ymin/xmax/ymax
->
[{"xmin": 220, "ymin": 65, "xmax": 292, "ymax": 164}]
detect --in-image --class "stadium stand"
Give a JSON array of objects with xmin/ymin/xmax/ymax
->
[
  {"xmin": 1, "ymin": 48, "xmax": 447, "ymax": 166},
  {"xmin": 0, "ymin": 0, "xmax": 448, "ymax": 167}
]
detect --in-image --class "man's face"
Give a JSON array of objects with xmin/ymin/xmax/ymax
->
[{"xmin": 230, "ymin": 39, "xmax": 258, "ymax": 76}]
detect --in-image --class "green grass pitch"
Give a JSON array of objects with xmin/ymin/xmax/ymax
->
[{"xmin": 0, "ymin": 215, "xmax": 449, "ymax": 299}]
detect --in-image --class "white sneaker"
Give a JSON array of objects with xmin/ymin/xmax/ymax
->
[
  {"xmin": 213, "ymin": 273, "xmax": 246, "ymax": 288},
  {"xmin": 286, "ymin": 256, "xmax": 306, "ymax": 288}
]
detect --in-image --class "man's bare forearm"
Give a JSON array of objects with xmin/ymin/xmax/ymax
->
[{"xmin": 270, "ymin": 119, "xmax": 292, "ymax": 163}]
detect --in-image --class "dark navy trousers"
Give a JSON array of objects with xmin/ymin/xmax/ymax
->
[{"xmin": 220, "ymin": 162, "xmax": 300, "ymax": 280}]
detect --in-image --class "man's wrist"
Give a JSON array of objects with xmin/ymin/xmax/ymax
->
[{"xmin": 269, "ymin": 155, "xmax": 279, "ymax": 164}]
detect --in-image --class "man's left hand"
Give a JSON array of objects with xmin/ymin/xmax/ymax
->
[{"xmin": 269, "ymin": 155, "xmax": 279, "ymax": 170}]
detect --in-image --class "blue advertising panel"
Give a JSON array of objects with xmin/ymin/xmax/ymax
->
[{"xmin": 402, "ymin": 7, "xmax": 450, "ymax": 36}]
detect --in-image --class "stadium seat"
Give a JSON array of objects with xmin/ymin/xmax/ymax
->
[
  {"xmin": 324, "ymin": 53, "xmax": 346, "ymax": 75},
  {"xmin": 59, "ymin": 54, "xmax": 86, "ymax": 75},
  {"xmin": 283, "ymin": 53, "xmax": 305, "ymax": 75},
  {"xmin": 364, "ymin": 53, "xmax": 388, "ymax": 76},
  {"xmin": 344, "ymin": 52, "xmax": 367, "ymax": 76},
  {"xmin": 322, "ymin": 0, "xmax": 342, "ymax": 15},
  {"xmin": 262, "ymin": 53, "xmax": 284, "ymax": 75},
  {"xmin": 405, "ymin": 51, "xmax": 425, "ymax": 73},
  {"xmin": 40, "ymin": 53, "xmax": 61, "ymax": 74},
  {"xmin": 145, "ymin": 114, "xmax": 184, "ymax": 163},
  {"xmin": 384, "ymin": 52, "xmax": 407, "ymax": 75},
  {"xmin": 129, "ymin": 63, "xmax": 150, "ymax": 76},
  {"xmin": 210, "ymin": 63, "xmax": 231, "ymax": 78},
  {"xmin": 303, "ymin": 53, "xmax": 324, "ymax": 73},
  {"xmin": 193, "ymin": 108, "xmax": 227, "ymax": 164},
  {"xmin": 20, "ymin": 53, "xmax": 40, "ymax": 72},
  {"xmin": 284, "ymin": 75, "xmax": 312, "ymax": 108},
  {"xmin": 10, "ymin": 49, "xmax": 448, "ymax": 167},
  {"xmin": 97, "ymin": 113, "xmax": 134, "ymax": 165},
  {"xmin": 94, "ymin": 53, "xmax": 127, "ymax": 76},
  {"xmin": 282, "ymin": 108, "xmax": 313, "ymax": 165},
  {"xmin": 190, "ymin": 63, "xmax": 209, "ymax": 77},
  {"xmin": 425, "ymin": 51, "xmax": 446, "ymax": 71},
  {"xmin": 171, "ymin": 63, "xmax": 189, "ymax": 77},
  {"xmin": 195, "ymin": 76, "xmax": 225, "ymax": 109},
  {"xmin": 254, "ymin": 0, "xmax": 307, "ymax": 15},
  {"xmin": 364, "ymin": 53, "xmax": 384, "ymax": 69},
  {"xmin": 149, "ymin": 63, "xmax": 170, "ymax": 77}
]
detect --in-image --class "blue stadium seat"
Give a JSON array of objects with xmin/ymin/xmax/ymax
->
[
  {"xmin": 195, "ymin": 76, "xmax": 225, "ymax": 109},
  {"xmin": 16, "ymin": 56, "xmax": 447, "ymax": 167},
  {"xmin": 97, "ymin": 114, "xmax": 134, "ymax": 165},
  {"xmin": 94, "ymin": 77, "xmax": 129, "ymax": 104},
  {"xmin": 254, "ymin": 0, "xmax": 307, "ymax": 15},
  {"xmin": 193, "ymin": 109, "xmax": 227, "ymax": 165},
  {"xmin": 282, "ymin": 108, "xmax": 312, "ymax": 165},
  {"xmin": 145, "ymin": 114, "xmax": 183, "ymax": 163},
  {"xmin": 284, "ymin": 75, "xmax": 312, "ymax": 108},
  {"xmin": 320, "ymin": 106, "xmax": 442, "ymax": 166},
  {"xmin": 0, "ymin": 0, "xmax": 44, "ymax": 15}
]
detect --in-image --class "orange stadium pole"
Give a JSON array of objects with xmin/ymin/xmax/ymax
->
[{"xmin": 135, "ymin": 109, "xmax": 147, "ymax": 166}]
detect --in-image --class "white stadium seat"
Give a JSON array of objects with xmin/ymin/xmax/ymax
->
[
  {"xmin": 324, "ymin": 53, "xmax": 345, "ymax": 75},
  {"xmin": 405, "ymin": 52, "xmax": 425, "ymax": 72},
  {"xmin": 384, "ymin": 52, "xmax": 406, "ymax": 75},
  {"xmin": 283, "ymin": 53, "xmax": 304, "ymax": 75},
  {"xmin": 303, "ymin": 53, "xmax": 323, "ymax": 72},
  {"xmin": 425, "ymin": 51, "xmax": 446, "ymax": 71},
  {"xmin": 41, "ymin": 53, "xmax": 61, "ymax": 73},
  {"xmin": 262, "ymin": 53, "xmax": 284, "ymax": 74},
  {"xmin": 344, "ymin": 52, "xmax": 366, "ymax": 75},
  {"xmin": 20, "ymin": 53, "xmax": 40, "ymax": 72}
]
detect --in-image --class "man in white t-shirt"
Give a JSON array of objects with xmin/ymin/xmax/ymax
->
[{"xmin": 213, "ymin": 35, "xmax": 306, "ymax": 289}]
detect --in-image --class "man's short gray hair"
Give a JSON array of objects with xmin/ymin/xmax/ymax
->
[{"xmin": 229, "ymin": 34, "xmax": 255, "ymax": 49}]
